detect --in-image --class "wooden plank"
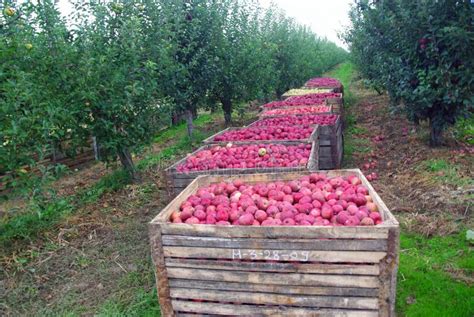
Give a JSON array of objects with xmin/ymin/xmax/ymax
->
[
  {"xmin": 159, "ymin": 222, "xmax": 389, "ymax": 239},
  {"xmin": 165, "ymin": 258, "xmax": 381, "ymax": 275},
  {"xmin": 162, "ymin": 236, "xmax": 388, "ymax": 251},
  {"xmin": 166, "ymin": 268, "xmax": 380, "ymax": 288},
  {"xmin": 169, "ymin": 279, "xmax": 379, "ymax": 297},
  {"xmin": 379, "ymin": 227, "xmax": 400, "ymax": 317},
  {"xmin": 163, "ymin": 246, "xmax": 386, "ymax": 263},
  {"xmin": 148, "ymin": 223, "xmax": 174, "ymax": 316},
  {"xmin": 170, "ymin": 288, "xmax": 379, "ymax": 310},
  {"xmin": 172, "ymin": 300, "xmax": 378, "ymax": 317}
]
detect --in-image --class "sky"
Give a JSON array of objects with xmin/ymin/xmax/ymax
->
[
  {"xmin": 259, "ymin": 0, "xmax": 353, "ymax": 49},
  {"xmin": 57, "ymin": 0, "xmax": 352, "ymax": 48}
]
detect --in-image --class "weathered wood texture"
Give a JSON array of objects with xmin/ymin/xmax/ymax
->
[
  {"xmin": 326, "ymin": 96, "xmax": 344, "ymax": 125},
  {"xmin": 164, "ymin": 141, "xmax": 319, "ymax": 197},
  {"xmin": 149, "ymin": 170, "xmax": 399, "ymax": 316},
  {"xmin": 319, "ymin": 115, "xmax": 343, "ymax": 169}
]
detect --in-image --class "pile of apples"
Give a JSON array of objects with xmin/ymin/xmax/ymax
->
[
  {"xmin": 305, "ymin": 77, "xmax": 342, "ymax": 88},
  {"xmin": 261, "ymin": 106, "xmax": 330, "ymax": 117},
  {"xmin": 263, "ymin": 98, "xmax": 326, "ymax": 109},
  {"xmin": 170, "ymin": 173, "xmax": 382, "ymax": 226},
  {"xmin": 285, "ymin": 92, "xmax": 342, "ymax": 104},
  {"xmin": 283, "ymin": 88, "xmax": 334, "ymax": 96},
  {"xmin": 251, "ymin": 114, "xmax": 338, "ymax": 127},
  {"xmin": 176, "ymin": 144, "xmax": 312, "ymax": 172},
  {"xmin": 211, "ymin": 126, "xmax": 315, "ymax": 142}
]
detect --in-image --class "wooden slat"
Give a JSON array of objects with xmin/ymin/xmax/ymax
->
[
  {"xmin": 162, "ymin": 236, "xmax": 388, "ymax": 251},
  {"xmin": 148, "ymin": 223, "xmax": 174, "ymax": 316},
  {"xmin": 154, "ymin": 169, "xmax": 399, "ymax": 227},
  {"xmin": 159, "ymin": 223, "xmax": 389, "ymax": 239},
  {"xmin": 172, "ymin": 300, "xmax": 378, "ymax": 317},
  {"xmin": 169, "ymin": 279, "xmax": 379, "ymax": 297},
  {"xmin": 164, "ymin": 246, "xmax": 386, "ymax": 263},
  {"xmin": 165, "ymin": 258, "xmax": 380, "ymax": 275},
  {"xmin": 170, "ymin": 288, "xmax": 379, "ymax": 310},
  {"xmin": 166, "ymin": 268, "xmax": 380, "ymax": 288}
]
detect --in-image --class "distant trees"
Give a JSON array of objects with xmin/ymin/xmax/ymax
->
[{"xmin": 1, "ymin": 0, "xmax": 347, "ymax": 180}]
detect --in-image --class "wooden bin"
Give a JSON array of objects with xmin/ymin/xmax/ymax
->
[
  {"xmin": 202, "ymin": 126, "xmax": 319, "ymax": 145},
  {"xmin": 325, "ymin": 96, "xmax": 344, "ymax": 125},
  {"xmin": 303, "ymin": 84, "xmax": 344, "ymax": 94},
  {"xmin": 164, "ymin": 141, "xmax": 319, "ymax": 196},
  {"xmin": 259, "ymin": 105, "xmax": 333, "ymax": 119},
  {"xmin": 246, "ymin": 115, "xmax": 343, "ymax": 170},
  {"xmin": 281, "ymin": 88, "xmax": 336, "ymax": 99},
  {"xmin": 149, "ymin": 169, "xmax": 400, "ymax": 317},
  {"xmin": 319, "ymin": 115, "xmax": 344, "ymax": 170}
]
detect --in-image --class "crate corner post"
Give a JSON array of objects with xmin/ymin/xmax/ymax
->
[{"xmin": 149, "ymin": 222, "xmax": 175, "ymax": 317}]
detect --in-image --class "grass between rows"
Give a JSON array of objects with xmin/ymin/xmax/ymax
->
[
  {"xmin": 329, "ymin": 62, "xmax": 473, "ymax": 316},
  {"xmin": 0, "ymin": 113, "xmax": 220, "ymax": 250}
]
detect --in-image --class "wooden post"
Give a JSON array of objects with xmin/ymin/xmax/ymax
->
[
  {"xmin": 149, "ymin": 223, "xmax": 175, "ymax": 317},
  {"xmin": 378, "ymin": 227, "xmax": 400, "ymax": 316}
]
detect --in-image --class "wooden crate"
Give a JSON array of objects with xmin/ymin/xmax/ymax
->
[
  {"xmin": 303, "ymin": 84, "xmax": 344, "ymax": 94},
  {"xmin": 149, "ymin": 169, "xmax": 399, "ymax": 317},
  {"xmin": 202, "ymin": 126, "xmax": 319, "ymax": 145},
  {"xmin": 281, "ymin": 88, "xmax": 336, "ymax": 99},
  {"xmin": 259, "ymin": 105, "xmax": 333, "ymax": 119},
  {"xmin": 319, "ymin": 115, "xmax": 344, "ymax": 170},
  {"xmin": 164, "ymin": 141, "xmax": 319, "ymax": 196},
  {"xmin": 325, "ymin": 96, "xmax": 344, "ymax": 127},
  {"xmin": 245, "ymin": 116, "xmax": 343, "ymax": 170}
]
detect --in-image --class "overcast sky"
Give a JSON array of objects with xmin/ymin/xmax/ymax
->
[
  {"xmin": 57, "ymin": 0, "xmax": 352, "ymax": 48},
  {"xmin": 259, "ymin": 0, "xmax": 353, "ymax": 49}
]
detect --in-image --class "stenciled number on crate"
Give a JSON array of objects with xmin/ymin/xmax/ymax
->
[{"xmin": 231, "ymin": 249, "xmax": 310, "ymax": 261}]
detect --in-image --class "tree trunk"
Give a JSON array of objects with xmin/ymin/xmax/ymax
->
[
  {"xmin": 51, "ymin": 141, "xmax": 65, "ymax": 162},
  {"xmin": 92, "ymin": 136, "xmax": 100, "ymax": 161},
  {"xmin": 118, "ymin": 147, "xmax": 139, "ymax": 181},
  {"xmin": 429, "ymin": 119, "xmax": 443, "ymax": 147},
  {"xmin": 191, "ymin": 107, "xmax": 198, "ymax": 120},
  {"xmin": 172, "ymin": 111, "xmax": 185, "ymax": 126},
  {"xmin": 276, "ymin": 88, "xmax": 285, "ymax": 100},
  {"xmin": 221, "ymin": 98, "xmax": 232, "ymax": 126},
  {"xmin": 185, "ymin": 109, "xmax": 194, "ymax": 138}
]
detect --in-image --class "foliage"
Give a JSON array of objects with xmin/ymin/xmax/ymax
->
[{"xmin": 344, "ymin": 0, "xmax": 474, "ymax": 146}]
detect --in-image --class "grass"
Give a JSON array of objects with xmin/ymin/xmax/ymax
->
[
  {"xmin": 0, "ymin": 112, "xmax": 221, "ymax": 250},
  {"xmin": 325, "ymin": 62, "xmax": 360, "ymax": 164},
  {"xmin": 454, "ymin": 115, "xmax": 474, "ymax": 145},
  {"xmin": 418, "ymin": 158, "xmax": 474, "ymax": 188},
  {"xmin": 397, "ymin": 231, "xmax": 473, "ymax": 316}
]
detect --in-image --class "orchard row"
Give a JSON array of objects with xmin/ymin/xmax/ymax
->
[{"xmin": 0, "ymin": 1, "xmax": 347, "ymax": 184}]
